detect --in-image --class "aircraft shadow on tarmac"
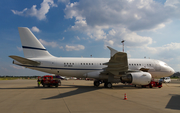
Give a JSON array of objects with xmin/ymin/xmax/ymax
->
[
  {"xmin": 166, "ymin": 94, "xmax": 180, "ymax": 110},
  {"xmin": 42, "ymin": 85, "xmax": 102, "ymax": 100},
  {"xmin": 42, "ymin": 84, "xmax": 146, "ymax": 100},
  {"xmin": 0, "ymin": 84, "xmax": 139, "ymax": 90}
]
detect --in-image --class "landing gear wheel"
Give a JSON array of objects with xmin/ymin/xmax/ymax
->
[
  {"xmin": 104, "ymin": 82, "xmax": 112, "ymax": 88},
  {"xmin": 94, "ymin": 81, "xmax": 100, "ymax": 87},
  {"xmin": 107, "ymin": 82, "xmax": 112, "ymax": 88}
]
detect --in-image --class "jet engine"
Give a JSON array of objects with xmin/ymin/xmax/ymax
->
[{"xmin": 120, "ymin": 72, "xmax": 152, "ymax": 85}]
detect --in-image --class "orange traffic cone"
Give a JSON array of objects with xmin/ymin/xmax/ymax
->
[{"xmin": 124, "ymin": 93, "xmax": 127, "ymax": 100}]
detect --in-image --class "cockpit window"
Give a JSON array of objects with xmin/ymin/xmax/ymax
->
[{"xmin": 159, "ymin": 61, "xmax": 168, "ymax": 67}]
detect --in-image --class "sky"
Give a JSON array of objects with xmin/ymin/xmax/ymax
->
[{"xmin": 0, "ymin": 0, "xmax": 180, "ymax": 76}]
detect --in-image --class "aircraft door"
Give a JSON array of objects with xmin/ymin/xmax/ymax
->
[{"xmin": 154, "ymin": 60, "xmax": 161, "ymax": 71}]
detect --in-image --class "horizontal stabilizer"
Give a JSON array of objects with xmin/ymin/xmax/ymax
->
[{"xmin": 9, "ymin": 55, "xmax": 40, "ymax": 65}]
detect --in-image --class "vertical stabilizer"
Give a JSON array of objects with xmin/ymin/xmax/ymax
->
[{"xmin": 18, "ymin": 27, "xmax": 53, "ymax": 58}]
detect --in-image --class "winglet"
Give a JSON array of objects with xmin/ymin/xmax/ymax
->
[{"xmin": 107, "ymin": 46, "xmax": 119, "ymax": 57}]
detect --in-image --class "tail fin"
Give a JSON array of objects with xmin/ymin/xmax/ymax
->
[{"xmin": 18, "ymin": 27, "xmax": 53, "ymax": 58}]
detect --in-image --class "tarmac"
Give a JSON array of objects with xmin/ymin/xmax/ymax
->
[{"xmin": 0, "ymin": 79, "xmax": 180, "ymax": 113}]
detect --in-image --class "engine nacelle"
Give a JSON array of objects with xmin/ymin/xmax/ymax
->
[{"xmin": 120, "ymin": 72, "xmax": 152, "ymax": 85}]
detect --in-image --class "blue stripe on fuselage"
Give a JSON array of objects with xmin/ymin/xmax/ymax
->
[
  {"xmin": 17, "ymin": 64, "xmax": 102, "ymax": 71},
  {"xmin": 22, "ymin": 46, "xmax": 47, "ymax": 51}
]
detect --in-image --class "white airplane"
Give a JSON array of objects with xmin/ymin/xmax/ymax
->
[{"xmin": 9, "ymin": 27, "xmax": 175, "ymax": 88}]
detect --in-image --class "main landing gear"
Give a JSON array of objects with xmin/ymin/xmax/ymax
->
[
  {"xmin": 94, "ymin": 80, "xmax": 112, "ymax": 88},
  {"xmin": 104, "ymin": 82, "xmax": 112, "ymax": 88},
  {"xmin": 94, "ymin": 80, "xmax": 100, "ymax": 87}
]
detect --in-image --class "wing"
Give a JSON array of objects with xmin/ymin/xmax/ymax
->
[
  {"xmin": 9, "ymin": 55, "xmax": 40, "ymax": 66},
  {"xmin": 102, "ymin": 46, "xmax": 128, "ymax": 76}
]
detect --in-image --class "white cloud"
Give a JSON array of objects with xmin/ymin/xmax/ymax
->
[
  {"xmin": 17, "ymin": 46, "xmax": 23, "ymax": 51},
  {"xmin": 39, "ymin": 39, "xmax": 58, "ymax": 48},
  {"xmin": 105, "ymin": 28, "xmax": 152, "ymax": 47},
  {"xmin": 58, "ymin": 0, "xmax": 70, "ymax": 4},
  {"xmin": 59, "ymin": 46, "xmax": 64, "ymax": 50},
  {"xmin": 64, "ymin": 0, "xmax": 175, "ymax": 32},
  {"xmin": 11, "ymin": 0, "xmax": 57, "ymax": 20},
  {"xmin": 39, "ymin": 39, "xmax": 85, "ymax": 51},
  {"xmin": 133, "ymin": 42, "xmax": 180, "ymax": 63},
  {"xmin": 76, "ymin": 36, "xmax": 80, "ymax": 40},
  {"xmin": 1, "ymin": 67, "xmax": 8, "ymax": 71},
  {"xmin": 105, "ymin": 40, "xmax": 114, "ymax": 46},
  {"xmin": 11, "ymin": 8, "xmax": 27, "ymax": 16},
  {"xmin": 70, "ymin": 19, "xmax": 107, "ymax": 40},
  {"xmin": 165, "ymin": 0, "xmax": 180, "ymax": 8},
  {"xmin": 31, "ymin": 26, "xmax": 40, "ymax": 32},
  {"xmin": 65, "ymin": 45, "xmax": 85, "ymax": 51},
  {"xmin": 64, "ymin": 0, "xmax": 180, "ymax": 48},
  {"xmin": 59, "ymin": 37, "xmax": 65, "ymax": 41},
  {"xmin": 10, "ymin": 65, "xmax": 25, "ymax": 69}
]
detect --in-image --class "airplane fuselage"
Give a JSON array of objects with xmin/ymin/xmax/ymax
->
[{"xmin": 14, "ymin": 57, "xmax": 174, "ymax": 78}]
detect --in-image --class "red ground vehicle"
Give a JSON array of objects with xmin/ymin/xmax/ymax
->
[
  {"xmin": 142, "ymin": 80, "xmax": 162, "ymax": 88},
  {"xmin": 38, "ymin": 75, "xmax": 61, "ymax": 87}
]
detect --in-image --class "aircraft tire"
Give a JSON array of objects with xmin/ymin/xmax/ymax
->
[
  {"xmin": 94, "ymin": 81, "xmax": 100, "ymax": 87},
  {"xmin": 106, "ymin": 82, "xmax": 112, "ymax": 88}
]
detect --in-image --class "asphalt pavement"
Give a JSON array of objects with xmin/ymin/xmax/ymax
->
[{"xmin": 0, "ymin": 79, "xmax": 179, "ymax": 113}]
